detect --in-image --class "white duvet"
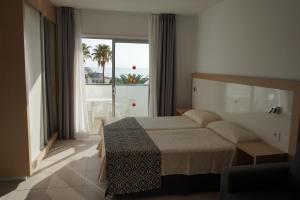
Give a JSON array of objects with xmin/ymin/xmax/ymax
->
[
  {"xmin": 136, "ymin": 116, "xmax": 201, "ymax": 130},
  {"xmin": 148, "ymin": 128, "xmax": 235, "ymax": 175},
  {"xmin": 98, "ymin": 127, "xmax": 236, "ymax": 184}
]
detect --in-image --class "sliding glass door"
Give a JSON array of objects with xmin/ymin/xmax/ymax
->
[
  {"xmin": 113, "ymin": 40, "xmax": 149, "ymax": 117},
  {"xmin": 82, "ymin": 38, "xmax": 113, "ymax": 133},
  {"xmin": 82, "ymin": 38, "xmax": 149, "ymax": 133}
]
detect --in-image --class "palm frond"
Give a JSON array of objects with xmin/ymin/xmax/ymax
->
[
  {"xmin": 92, "ymin": 44, "xmax": 112, "ymax": 68},
  {"xmin": 82, "ymin": 43, "xmax": 92, "ymax": 62},
  {"xmin": 117, "ymin": 73, "xmax": 149, "ymax": 84}
]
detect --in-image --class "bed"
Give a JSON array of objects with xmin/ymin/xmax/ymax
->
[
  {"xmin": 98, "ymin": 127, "xmax": 236, "ymax": 179},
  {"xmin": 97, "ymin": 110, "xmax": 260, "ymax": 196}
]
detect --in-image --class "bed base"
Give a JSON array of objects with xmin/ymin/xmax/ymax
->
[{"xmin": 115, "ymin": 174, "xmax": 220, "ymax": 198}]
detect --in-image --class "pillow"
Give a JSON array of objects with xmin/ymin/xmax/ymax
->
[
  {"xmin": 207, "ymin": 121, "xmax": 260, "ymax": 144},
  {"xmin": 183, "ymin": 109, "xmax": 221, "ymax": 127}
]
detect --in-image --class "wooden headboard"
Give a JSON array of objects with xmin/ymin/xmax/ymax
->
[{"xmin": 192, "ymin": 72, "xmax": 300, "ymax": 156}]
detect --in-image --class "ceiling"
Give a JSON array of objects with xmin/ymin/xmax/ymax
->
[{"xmin": 50, "ymin": 0, "xmax": 222, "ymax": 15}]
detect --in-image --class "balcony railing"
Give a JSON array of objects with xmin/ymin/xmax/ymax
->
[{"xmin": 85, "ymin": 84, "xmax": 149, "ymax": 134}]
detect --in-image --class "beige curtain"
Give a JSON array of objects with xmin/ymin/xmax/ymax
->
[
  {"xmin": 157, "ymin": 14, "xmax": 176, "ymax": 116},
  {"xmin": 149, "ymin": 14, "xmax": 176, "ymax": 116},
  {"xmin": 56, "ymin": 7, "xmax": 75, "ymax": 139}
]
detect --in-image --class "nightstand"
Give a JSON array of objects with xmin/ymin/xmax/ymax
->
[
  {"xmin": 235, "ymin": 141, "xmax": 288, "ymax": 166},
  {"xmin": 175, "ymin": 107, "xmax": 191, "ymax": 116}
]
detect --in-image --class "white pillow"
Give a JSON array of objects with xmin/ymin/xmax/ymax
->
[
  {"xmin": 183, "ymin": 109, "xmax": 221, "ymax": 127},
  {"xmin": 207, "ymin": 121, "xmax": 260, "ymax": 144}
]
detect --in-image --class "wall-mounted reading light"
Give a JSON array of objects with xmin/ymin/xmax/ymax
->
[{"xmin": 268, "ymin": 106, "xmax": 281, "ymax": 114}]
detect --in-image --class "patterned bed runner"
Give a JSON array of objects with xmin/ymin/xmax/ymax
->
[{"xmin": 104, "ymin": 117, "xmax": 161, "ymax": 195}]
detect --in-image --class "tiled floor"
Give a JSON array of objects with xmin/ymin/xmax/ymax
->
[{"xmin": 0, "ymin": 136, "xmax": 219, "ymax": 200}]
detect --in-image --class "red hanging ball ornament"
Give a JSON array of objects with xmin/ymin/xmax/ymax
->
[
  {"xmin": 132, "ymin": 101, "xmax": 136, "ymax": 107},
  {"xmin": 132, "ymin": 66, "xmax": 136, "ymax": 70}
]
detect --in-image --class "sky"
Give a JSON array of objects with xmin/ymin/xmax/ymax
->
[{"xmin": 82, "ymin": 38, "xmax": 149, "ymax": 76}]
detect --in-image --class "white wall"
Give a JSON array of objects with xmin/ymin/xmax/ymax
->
[
  {"xmin": 80, "ymin": 9, "xmax": 197, "ymax": 108},
  {"xmin": 80, "ymin": 9, "xmax": 148, "ymax": 39},
  {"xmin": 176, "ymin": 15, "xmax": 198, "ymax": 107},
  {"xmin": 196, "ymin": 0, "xmax": 300, "ymax": 80}
]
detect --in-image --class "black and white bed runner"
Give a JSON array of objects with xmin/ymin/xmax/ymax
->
[{"xmin": 104, "ymin": 117, "xmax": 161, "ymax": 195}]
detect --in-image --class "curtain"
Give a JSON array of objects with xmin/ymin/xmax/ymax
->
[
  {"xmin": 24, "ymin": 3, "xmax": 47, "ymax": 159},
  {"xmin": 148, "ymin": 15, "xmax": 160, "ymax": 117},
  {"xmin": 44, "ymin": 18, "xmax": 58, "ymax": 138},
  {"xmin": 56, "ymin": 7, "xmax": 75, "ymax": 139},
  {"xmin": 73, "ymin": 10, "xmax": 89, "ymax": 138},
  {"xmin": 149, "ymin": 14, "xmax": 176, "ymax": 116},
  {"xmin": 40, "ymin": 16, "xmax": 48, "ymax": 147}
]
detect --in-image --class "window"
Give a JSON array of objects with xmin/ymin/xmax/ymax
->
[{"xmin": 81, "ymin": 38, "xmax": 149, "ymax": 133}]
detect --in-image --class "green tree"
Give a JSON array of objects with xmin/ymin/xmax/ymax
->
[
  {"xmin": 92, "ymin": 44, "xmax": 112, "ymax": 83},
  {"xmin": 82, "ymin": 43, "xmax": 91, "ymax": 63},
  {"xmin": 116, "ymin": 74, "xmax": 149, "ymax": 84}
]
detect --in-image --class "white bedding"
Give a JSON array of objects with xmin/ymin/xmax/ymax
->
[
  {"xmin": 148, "ymin": 128, "xmax": 235, "ymax": 175},
  {"xmin": 136, "ymin": 116, "xmax": 201, "ymax": 130},
  {"xmin": 98, "ymin": 127, "xmax": 236, "ymax": 184}
]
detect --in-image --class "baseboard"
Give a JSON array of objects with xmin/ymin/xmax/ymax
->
[
  {"xmin": 0, "ymin": 176, "xmax": 27, "ymax": 181},
  {"xmin": 30, "ymin": 132, "xmax": 58, "ymax": 175}
]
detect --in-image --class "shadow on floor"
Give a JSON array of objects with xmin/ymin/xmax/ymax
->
[
  {"xmin": 0, "ymin": 137, "xmax": 105, "ymax": 200},
  {"xmin": 0, "ymin": 180, "xmax": 23, "ymax": 197}
]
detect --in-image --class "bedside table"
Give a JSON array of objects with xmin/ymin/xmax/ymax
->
[
  {"xmin": 235, "ymin": 141, "xmax": 288, "ymax": 166},
  {"xmin": 175, "ymin": 107, "xmax": 191, "ymax": 116}
]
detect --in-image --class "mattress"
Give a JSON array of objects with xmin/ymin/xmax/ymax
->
[{"xmin": 136, "ymin": 116, "xmax": 201, "ymax": 130}]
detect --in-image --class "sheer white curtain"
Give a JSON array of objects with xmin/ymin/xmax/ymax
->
[
  {"xmin": 74, "ymin": 10, "xmax": 89, "ymax": 137},
  {"xmin": 148, "ymin": 14, "xmax": 160, "ymax": 117},
  {"xmin": 24, "ymin": 3, "xmax": 47, "ymax": 159}
]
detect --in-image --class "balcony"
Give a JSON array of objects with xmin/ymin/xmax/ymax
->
[{"xmin": 86, "ymin": 84, "xmax": 149, "ymax": 134}]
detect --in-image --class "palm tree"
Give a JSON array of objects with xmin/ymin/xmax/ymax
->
[
  {"xmin": 82, "ymin": 43, "xmax": 91, "ymax": 63},
  {"xmin": 92, "ymin": 44, "xmax": 112, "ymax": 83}
]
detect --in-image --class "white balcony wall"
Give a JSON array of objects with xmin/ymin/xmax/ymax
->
[
  {"xmin": 115, "ymin": 85, "xmax": 149, "ymax": 117},
  {"xmin": 85, "ymin": 84, "xmax": 149, "ymax": 129},
  {"xmin": 86, "ymin": 84, "xmax": 112, "ymax": 99}
]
